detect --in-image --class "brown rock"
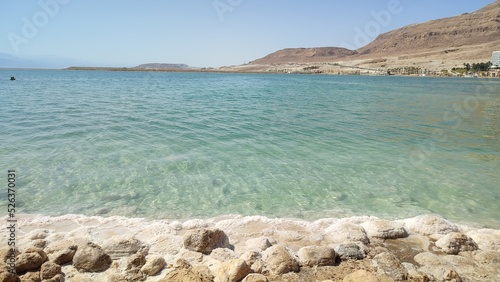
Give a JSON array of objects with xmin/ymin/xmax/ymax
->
[
  {"xmin": 140, "ymin": 255, "xmax": 166, "ymax": 276},
  {"xmin": 126, "ymin": 253, "xmax": 146, "ymax": 270},
  {"xmin": 297, "ymin": 246, "xmax": 336, "ymax": 267},
  {"xmin": 50, "ymin": 245, "xmax": 77, "ymax": 265},
  {"xmin": 183, "ymin": 228, "xmax": 231, "ymax": 255},
  {"xmin": 261, "ymin": 245, "xmax": 299, "ymax": 275},
  {"xmin": 343, "ymin": 269, "xmax": 379, "ymax": 282},
  {"xmin": 72, "ymin": 242, "xmax": 112, "ymax": 272},
  {"xmin": 43, "ymin": 273, "xmax": 64, "ymax": 282},
  {"xmin": 214, "ymin": 259, "xmax": 250, "ymax": 282},
  {"xmin": 239, "ymin": 251, "xmax": 264, "ymax": 274},
  {"xmin": 40, "ymin": 261, "xmax": 61, "ymax": 279},
  {"xmin": 16, "ymin": 248, "xmax": 47, "ymax": 274},
  {"xmin": 435, "ymin": 233, "xmax": 478, "ymax": 255},
  {"xmin": 0, "ymin": 247, "xmax": 19, "ymax": 264},
  {"xmin": 0, "ymin": 264, "xmax": 19, "ymax": 282},
  {"xmin": 19, "ymin": 271, "xmax": 40, "ymax": 282}
]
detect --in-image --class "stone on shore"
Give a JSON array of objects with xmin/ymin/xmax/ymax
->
[
  {"xmin": 240, "ymin": 250, "xmax": 265, "ymax": 273},
  {"xmin": 435, "ymin": 232, "xmax": 478, "ymax": 254},
  {"xmin": 140, "ymin": 255, "xmax": 166, "ymax": 276},
  {"xmin": 213, "ymin": 259, "xmax": 251, "ymax": 282},
  {"xmin": 73, "ymin": 242, "xmax": 112, "ymax": 272},
  {"xmin": 297, "ymin": 246, "xmax": 336, "ymax": 267},
  {"xmin": 0, "ymin": 264, "xmax": 19, "ymax": 282},
  {"xmin": 262, "ymin": 245, "xmax": 299, "ymax": 275},
  {"xmin": 335, "ymin": 243, "xmax": 366, "ymax": 260},
  {"xmin": 183, "ymin": 228, "xmax": 231, "ymax": 255},
  {"xmin": 403, "ymin": 215, "xmax": 458, "ymax": 236},
  {"xmin": 50, "ymin": 245, "xmax": 78, "ymax": 265},
  {"xmin": 126, "ymin": 253, "xmax": 147, "ymax": 270},
  {"xmin": 361, "ymin": 220, "xmax": 408, "ymax": 239},
  {"xmin": 103, "ymin": 236, "xmax": 148, "ymax": 260},
  {"xmin": 325, "ymin": 222, "xmax": 369, "ymax": 244},
  {"xmin": 16, "ymin": 247, "xmax": 47, "ymax": 274},
  {"xmin": 159, "ymin": 265, "xmax": 214, "ymax": 282},
  {"xmin": 40, "ymin": 261, "xmax": 62, "ymax": 280}
]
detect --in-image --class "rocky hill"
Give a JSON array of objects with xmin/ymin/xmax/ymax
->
[
  {"xmin": 250, "ymin": 47, "xmax": 358, "ymax": 64},
  {"xmin": 239, "ymin": 1, "xmax": 500, "ymax": 73}
]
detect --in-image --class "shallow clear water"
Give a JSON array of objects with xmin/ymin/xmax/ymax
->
[{"xmin": 1, "ymin": 70, "xmax": 499, "ymax": 227}]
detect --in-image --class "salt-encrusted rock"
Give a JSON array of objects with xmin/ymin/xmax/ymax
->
[
  {"xmin": 149, "ymin": 234, "xmax": 183, "ymax": 255},
  {"xmin": 474, "ymin": 250, "xmax": 500, "ymax": 264},
  {"xmin": 176, "ymin": 249, "xmax": 204, "ymax": 264},
  {"xmin": 334, "ymin": 243, "xmax": 366, "ymax": 260},
  {"xmin": 159, "ymin": 265, "xmax": 214, "ymax": 282},
  {"xmin": 0, "ymin": 264, "xmax": 19, "ymax": 282},
  {"xmin": 361, "ymin": 220, "xmax": 408, "ymax": 239},
  {"xmin": 435, "ymin": 232, "xmax": 478, "ymax": 255},
  {"xmin": 324, "ymin": 222, "xmax": 369, "ymax": 244},
  {"xmin": 402, "ymin": 262, "xmax": 430, "ymax": 282},
  {"xmin": 214, "ymin": 259, "xmax": 250, "ymax": 282},
  {"xmin": 173, "ymin": 258, "xmax": 192, "ymax": 269},
  {"xmin": 140, "ymin": 255, "xmax": 166, "ymax": 276},
  {"xmin": 109, "ymin": 271, "xmax": 147, "ymax": 282},
  {"xmin": 241, "ymin": 273, "xmax": 268, "ymax": 282},
  {"xmin": 210, "ymin": 248, "xmax": 237, "ymax": 262},
  {"xmin": 343, "ymin": 269, "xmax": 379, "ymax": 282},
  {"xmin": 30, "ymin": 239, "xmax": 47, "ymax": 249},
  {"xmin": 16, "ymin": 247, "xmax": 47, "ymax": 273},
  {"xmin": 40, "ymin": 261, "xmax": 61, "ymax": 280},
  {"xmin": 261, "ymin": 245, "xmax": 299, "ymax": 275},
  {"xmin": 183, "ymin": 228, "xmax": 231, "ymax": 255},
  {"xmin": 27, "ymin": 229, "xmax": 49, "ymax": 240},
  {"xmin": 73, "ymin": 242, "xmax": 112, "ymax": 272},
  {"xmin": 297, "ymin": 246, "xmax": 336, "ymax": 267},
  {"xmin": 240, "ymin": 250, "xmax": 264, "ymax": 273},
  {"xmin": 404, "ymin": 215, "xmax": 458, "ymax": 236},
  {"xmin": 170, "ymin": 220, "xmax": 183, "ymax": 230},
  {"xmin": 414, "ymin": 252, "xmax": 461, "ymax": 282},
  {"xmin": 246, "ymin": 237, "xmax": 273, "ymax": 251},
  {"xmin": 19, "ymin": 271, "xmax": 40, "ymax": 282},
  {"xmin": 467, "ymin": 229, "xmax": 500, "ymax": 251},
  {"xmin": 372, "ymin": 252, "xmax": 408, "ymax": 281},
  {"xmin": 103, "ymin": 236, "xmax": 148, "ymax": 259},
  {"xmin": 127, "ymin": 253, "xmax": 147, "ymax": 270}
]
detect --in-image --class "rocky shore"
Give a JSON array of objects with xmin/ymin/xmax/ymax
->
[{"xmin": 1, "ymin": 214, "xmax": 499, "ymax": 282}]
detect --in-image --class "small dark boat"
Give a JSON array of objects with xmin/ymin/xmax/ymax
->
[{"xmin": 10, "ymin": 76, "xmax": 16, "ymax": 81}]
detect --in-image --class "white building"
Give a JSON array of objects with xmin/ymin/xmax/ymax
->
[{"xmin": 492, "ymin": 51, "xmax": 500, "ymax": 69}]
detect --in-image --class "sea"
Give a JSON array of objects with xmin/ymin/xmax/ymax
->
[{"xmin": 1, "ymin": 69, "xmax": 499, "ymax": 228}]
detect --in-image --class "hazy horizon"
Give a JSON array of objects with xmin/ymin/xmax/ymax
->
[{"xmin": 0, "ymin": 0, "xmax": 496, "ymax": 68}]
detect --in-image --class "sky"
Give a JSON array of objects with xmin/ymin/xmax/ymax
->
[{"xmin": 0, "ymin": 0, "xmax": 497, "ymax": 67}]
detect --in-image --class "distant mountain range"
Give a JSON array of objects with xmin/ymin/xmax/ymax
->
[{"xmin": 235, "ymin": 1, "xmax": 500, "ymax": 73}]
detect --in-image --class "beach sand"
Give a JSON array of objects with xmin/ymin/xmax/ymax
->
[{"xmin": 1, "ymin": 213, "xmax": 500, "ymax": 281}]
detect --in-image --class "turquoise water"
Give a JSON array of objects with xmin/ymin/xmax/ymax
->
[{"xmin": 1, "ymin": 70, "xmax": 499, "ymax": 227}]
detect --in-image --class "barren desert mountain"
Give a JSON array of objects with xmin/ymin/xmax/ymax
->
[
  {"xmin": 241, "ymin": 1, "xmax": 500, "ymax": 73},
  {"xmin": 357, "ymin": 1, "xmax": 500, "ymax": 57},
  {"xmin": 249, "ymin": 47, "xmax": 358, "ymax": 64}
]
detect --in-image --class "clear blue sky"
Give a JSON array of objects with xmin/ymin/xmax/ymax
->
[{"xmin": 0, "ymin": 0, "xmax": 496, "ymax": 67}]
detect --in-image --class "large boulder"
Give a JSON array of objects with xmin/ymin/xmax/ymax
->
[
  {"xmin": 261, "ymin": 245, "xmax": 299, "ymax": 275},
  {"xmin": 73, "ymin": 242, "xmax": 112, "ymax": 272},
  {"xmin": 183, "ymin": 228, "xmax": 231, "ymax": 255}
]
